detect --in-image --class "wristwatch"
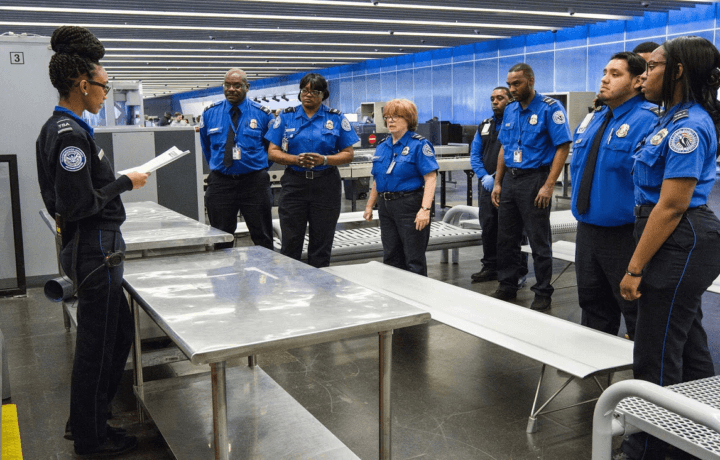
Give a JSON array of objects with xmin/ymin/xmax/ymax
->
[
  {"xmin": 323, "ymin": 155, "xmax": 328, "ymax": 166},
  {"xmin": 421, "ymin": 206, "xmax": 431, "ymax": 211}
]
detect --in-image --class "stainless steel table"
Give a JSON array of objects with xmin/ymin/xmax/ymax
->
[{"xmin": 122, "ymin": 247, "xmax": 431, "ymax": 460}]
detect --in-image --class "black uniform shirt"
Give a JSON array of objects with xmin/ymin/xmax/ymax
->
[{"xmin": 36, "ymin": 106, "xmax": 132, "ymax": 233}]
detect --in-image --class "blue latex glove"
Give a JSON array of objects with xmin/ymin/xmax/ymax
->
[{"xmin": 481, "ymin": 174, "xmax": 494, "ymax": 191}]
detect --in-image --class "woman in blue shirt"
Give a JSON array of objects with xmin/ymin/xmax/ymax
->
[
  {"xmin": 619, "ymin": 36, "xmax": 720, "ymax": 460},
  {"xmin": 363, "ymin": 99, "xmax": 438, "ymax": 276},
  {"xmin": 266, "ymin": 73, "xmax": 358, "ymax": 268}
]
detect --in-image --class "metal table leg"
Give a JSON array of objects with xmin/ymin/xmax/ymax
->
[
  {"xmin": 379, "ymin": 330, "xmax": 393, "ymax": 460},
  {"xmin": 131, "ymin": 295, "xmax": 145, "ymax": 424},
  {"xmin": 439, "ymin": 172, "xmax": 447, "ymax": 208},
  {"xmin": 211, "ymin": 361, "xmax": 229, "ymax": 460},
  {"xmin": 465, "ymin": 170, "xmax": 474, "ymax": 206}
]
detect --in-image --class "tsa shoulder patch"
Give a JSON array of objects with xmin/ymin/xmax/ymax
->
[
  {"xmin": 60, "ymin": 146, "xmax": 86, "ymax": 172},
  {"xmin": 422, "ymin": 143, "xmax": 434, "ymax": 157},
  {"xmin": 668, "ymin": 128, "xmax": 699, "ymax": 154},
  {"xmin": 341, "ymin": 117, "xmax": 351, "ymax": 131},
  {"xmin": 273, "ymin": 116, "xmax": 281, "ymax": 129},
  {"xmin": 552, "ymin": 111, "xmax": 566, "ymax": 125}
]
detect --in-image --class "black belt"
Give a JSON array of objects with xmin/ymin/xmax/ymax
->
[
  {"xmin": 285, "ymin": 166, "xmax": 335, "ymax": 179},
  {"xmin": 634, "ymin": 204, "xmax": 708, "ymax": 218},
  {"xmin": 214, "ymin": 169, "xmax": 260, "ymax": 180},
  {"xmin": 507, "ymin": 165, "xmax": 550, "ymax": 177},
  {"xmin": 379, "ymin": 188, "xmax": 423, "ymax": 201}
]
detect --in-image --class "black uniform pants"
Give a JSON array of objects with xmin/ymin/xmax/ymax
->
[
  {"xmin": 575, "ymin": 222, "xmax": 637, "ymax": 339},
  {"xmin": 278, "ymin": 167, "xmax": 341, "ymax": 268},
  {"xmin": 205, "ymin": 169, "xmax": 274, "ymax": 250},
  {"xmin": 378, "ymin": 190, "xmax": 430, "ymax": 276},
  {"xmin": 622, "ymin": 206, "xmax": 720, "ymax": 460},
  {"xmin": 497, "ymin": 169, "xmax": 553, "ymax": 297},
  {"xmin": 60, "ymin": 227, "xmax": 133, "ymax": 452},
  {"xmin": 479, "ymin": 185, "xmax": 528, "ymax": 273}
]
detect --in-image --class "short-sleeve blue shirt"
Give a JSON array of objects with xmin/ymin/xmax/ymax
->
[
  {"xmin": 570, "ymin": 95, "xmax": 659, "ymax": 226},
  {"xmin": 498, "ymin": 93, "xmax": 572, "ymax": 169},
  {"xmin": 633, "ymin": 102, "xmax": 717, "ymax": 207},
  {"xmin": 371, "ymin": 131, "xmax": 439, "ymax": 193},
  {"xmin": 199, "ymin": 98, "xmax": 274, "ymax": 175},
  {"xmin": 264, "ymin": 104, "xmax": 359, "ymax": 172}
]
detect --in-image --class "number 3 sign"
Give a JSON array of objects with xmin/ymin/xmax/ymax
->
[{"xmin": 10, "ymin": 52, "xmax": 24, "ymax": 64}]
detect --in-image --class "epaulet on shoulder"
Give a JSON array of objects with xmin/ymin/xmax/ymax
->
[
  {"xmin": 55, "ymin": 118, "xmax": 75, "ymax": 136},
  {"xmin": 204, "ymin": 100, "xmax": 222, "ymax": 112},
  {"xmin": 327, "ymin": 108, "xmax": 341, "ymax": 115},
  {"xmin": 672, "ymin": 109, "xmax": 689, "ymax": 123},
  {"xmin": 644, "ymin": 105, "xmax": 663, "ymax": 116},
  {"xmin": 257, "ymin": 103, "xmax": 272, "ymax": 115},
  {"xmin": 411, "ymin": 134, "xmax": 426, "ymax": 140},
  {"xmin": 283, "ymin": 106, "xmax": 296, "ymax": 113},
  {"xmin": 542, "ymin": 97, "xmax": 557, "ymax": 106}
]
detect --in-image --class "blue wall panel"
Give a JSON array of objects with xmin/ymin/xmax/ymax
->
[
  {"xmin": 475, "ymin": 60, "xmax": 499, "ymax": 121},
  {"xmin": 329, "ymin": 79, "xmax": 341, "ymax": 109},
  {"xmin": 452, "ymin": 61, "xmax": 474, "ymax": 125},
  {"xmin": 396, "ymin": 69, "xmax": 414, "ymax": 103},
  {"xmin": 366, "ymin": 73, "xmax": 381, "ymax": 103},
  {"xmin": 589, "ymin": 20, "xmax": 625, "ymax": 45},
  {"xmin": 555, "ymin": 48, "xmax": 587, "ymax": 92},
  {"xmin": 556, "ymin": 25, "xmax": 588, "ymax": 50},
  {"xmin": 587, "ymin": 44, "xmax": 621, "ymax": 95},
  {"xmin": 668, "ymin": 5, "xmax": 715, "ymax": 36},
  {"xmin": 380, "ymin": 71, "xmax": 397, "ymax": 103},
  {"xmin": 525, "ymin": 52, "xmax": 554, "ymax": 93},
  {"xmin": 339, "ymin": 78, "xmax": 353, "ymax": 114},
  {"xmin": 351, "ymin": 75, "xmax": 367, "ymax": 111},
  {"xmin": 413, "ymin": 66, "xmax": 432, "ymax": 122},
  {"xmin": 626, "ymin": 12, "xmax": 668, "ymax": 41},
  {"xmin": 432, "ymin": 64, "xmax": 452, "ymax": 120}
]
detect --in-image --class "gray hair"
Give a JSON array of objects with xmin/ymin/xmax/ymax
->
[{"xmin": 224, "ymin": 68, "xmax": 248, "ymax": 85}]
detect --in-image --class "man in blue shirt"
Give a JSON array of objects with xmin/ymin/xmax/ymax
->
[
  {"xmin": 571, "ymin": 52, "xmax": 659, "ymax": 339},
  {"xmin": 200, "ymin": 68, "xmax": 275, "ymax": 250},
  {"xmin": 470, "ymin": 87, "xmax": 528, "ymax": 283},
  {"xmin": 491, "ymin": 63, "xmax": 572, "ymax": 311}
]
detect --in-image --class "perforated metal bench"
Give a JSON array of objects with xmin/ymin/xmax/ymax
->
[{"xmin": 593, "ymin": 377, "xmax": 720, "ymax": 459}]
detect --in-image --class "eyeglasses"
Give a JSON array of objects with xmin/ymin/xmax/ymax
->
[
  {"xmin": 87, "ymin": 80, "xmax": 111, "ymax": 95},
  {"xmin": 300, "ymin": 88, "xmax": 323, "ymax": 97},
  {"xmin": 383, "ymin": 116, "xmax": 401, "ymax": 121},
  {"xmin": 646, "ymin": 61, "xmax": 666, "ymax": 72},
  {"xmin": 223, "ymin": 83, "xmax": 247, "ymax": 90}
]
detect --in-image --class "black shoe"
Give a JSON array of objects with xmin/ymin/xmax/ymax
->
[
  {"xmin": 489, "ymin": 289, "xmax": 516, "ymax": 301},
  {"xmin": 530, "ymin": 295, "xmax": 552, "ymax": 311},
  {"xmin": 75, "ymin": 434, "xmax": 138, "ymax": 457},
  {"xmin": 65, "ymin": 420, "xmax": 127, "ymax": 441},
  {"xmin": 471, "ymin": 268, "xmax": 498, "ymax": 282}
]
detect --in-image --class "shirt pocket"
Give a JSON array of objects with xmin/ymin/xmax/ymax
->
[
  {"xmin": 371, "ymin": 155, "xmax": 384, "ymax": 176},
  {"xmin": 208, "ymin": 127, "xmax": 225, "ymax": 150},
  {"xmin": 320, "ymin": 127, "xmax": 340, "ymax": 153},
  {"xmin": 633, "ymin": 146, "xmax": 664, "ymax": 188},
  {"xmin": 603, "ymin": 138, "xmax": 634, "ymax": 173}
]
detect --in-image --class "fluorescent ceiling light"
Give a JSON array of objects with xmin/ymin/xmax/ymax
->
[
  {"xmin": 246, "ymin": 0, "xmax": 631, "ymax": 20},
  {"xmin": 102, "ymin": 38, "xmax": 435, "ymax": 49},
  {"xmin": 0, "ymin": 21, "xmax": 508, "ymax": 39},
  {"xmin": 103, "ymin": 59, "xmax": 353, "ymax": 64},
  {"xmin": 0, "ymin": 6, "xmax": 549, "ymax": 31},
  {"xmin": 105, "ymin": 48, "xmax": 402, "ymax": 56}
]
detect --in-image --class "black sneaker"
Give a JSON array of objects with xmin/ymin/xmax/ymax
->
[
  {"xmin": 489, "ymin": 289, "xmax": 517, "ymax": 301},
  {"xmin": 75, "ymin": 434, "xmax": 138, "ymax": 457},
  {"xmin": 471, "ymin": 268, "xmax": 498, "ymax": 282},
  {"xmin": 65, "ymin": 420, "xmax": 127, "ymax": 441},
  {"xmin": 530, "ymin": 295, "xmax": 552, "ymax": 311}
]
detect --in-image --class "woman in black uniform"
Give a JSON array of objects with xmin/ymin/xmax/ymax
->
[
  {"xmin": 618, "ymin": 36, "xmax": 720, "ymax": 460},
  {"xmin": 35, "ymin": 26, "xmax": 148, "ymax": 457}
]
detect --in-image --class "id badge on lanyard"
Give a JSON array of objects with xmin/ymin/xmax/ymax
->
[
  {"xmin": 513, "ymin": 148, "xmax": 522, "ymax": 163},
  {"xmin": 232, "ymin": 146, "xmax": 241, "ymax": 160}
]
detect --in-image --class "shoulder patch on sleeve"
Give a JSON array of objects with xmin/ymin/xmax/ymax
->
[
  {"xmin": 341, "ymin": 117, "xmax": 351, "ymax": 132},
  {"xmin": 411, "ymin": 134, "xmax": 426, "ymax": 140},
  {"xmin": 204, "ymin": 100, "xmax": 222, "ymax": 112},
  {"xmin": 672, "ymin": 109, "xmax": 689, "ymax": 123},
  {"xmin": 283, "ymin": 106, "xmax": 296, "ymax": 113},
  {"xmin": 422, "ymin": 143, "xmax": 435, "ymax": 157},
  {"xmin": 552, "ymin": 111, "xmax": 566, "ymax": 125},
  {"xmin": 59, "ymin": 146, "xmax": 86, "ymax": 172},
  {"xmin": 273, "ymin": 116, "xmax": 281, "ymax": 129},
  {"xmin": 668, "ymin": 128, "xmax": 699, "ymax": 154},
  {"xmin": 645, "ymin": 105, "xmax": 663, "ymax": 116},
  {"xmin": 542, "ymin": 97, "xmax": 557, "ymax": 106},
  {"xmin": 56, "ymin": 118, "xmax": 74, "ymax": 135},
  {"xmin": 327, "ymin": 108, "xmax": 341, "ymax": 114}
]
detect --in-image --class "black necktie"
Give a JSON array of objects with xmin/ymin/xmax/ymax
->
[
  {"xmin": 223, "ymin": 106, "xmax": 240, "ymax": 168},
  {"xmin": 575, "ymin": 110, "xmax": 612, "ymax": 215}
]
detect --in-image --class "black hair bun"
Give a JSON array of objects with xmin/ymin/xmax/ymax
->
[{"xmin": 50, "ymin": 26, "xmax": 105, "ymax": 61}]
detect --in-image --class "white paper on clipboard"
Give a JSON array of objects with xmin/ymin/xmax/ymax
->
[{"xmin": 117, "ymin": 146, "xmax": 190, "ymax": 176}]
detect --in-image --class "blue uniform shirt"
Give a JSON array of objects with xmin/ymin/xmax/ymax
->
[
  {"xmin": 470, "ymin": 114, "xmax": 502, "ymax": 177},
  {"xmin": 570, "ymin": 95, "xmax": 659, "ymax": 226},
  {"xmin": 199, "ymin": 97, "xmax": 274, "ymax": 175},
  {"xmin": 371, "ymin": 131, "xmax": 439, "ymax": 193},
  {"xmin": 498, "ymin": 93, "xmax": 572, "ymax": 169},
  {"xmin": 265, "ymin": 104, "xmax": 359, "ymax": 172},
  {"xmin": 633, "ymin": 102, "xmax": 717, "ymax": 207}
]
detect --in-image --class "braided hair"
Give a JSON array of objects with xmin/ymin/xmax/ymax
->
[
  {"xmin": 48, "ymin": 26, "xmax": 105, "ymax": 98},
  {"xmin": 661, "ymin": 36, "xmax": 720, "ymax": 148}
]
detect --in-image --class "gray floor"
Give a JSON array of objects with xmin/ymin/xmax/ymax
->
[{"xmin": 3, "ymin": 174, "xmax": 720, "ymax": 459}]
